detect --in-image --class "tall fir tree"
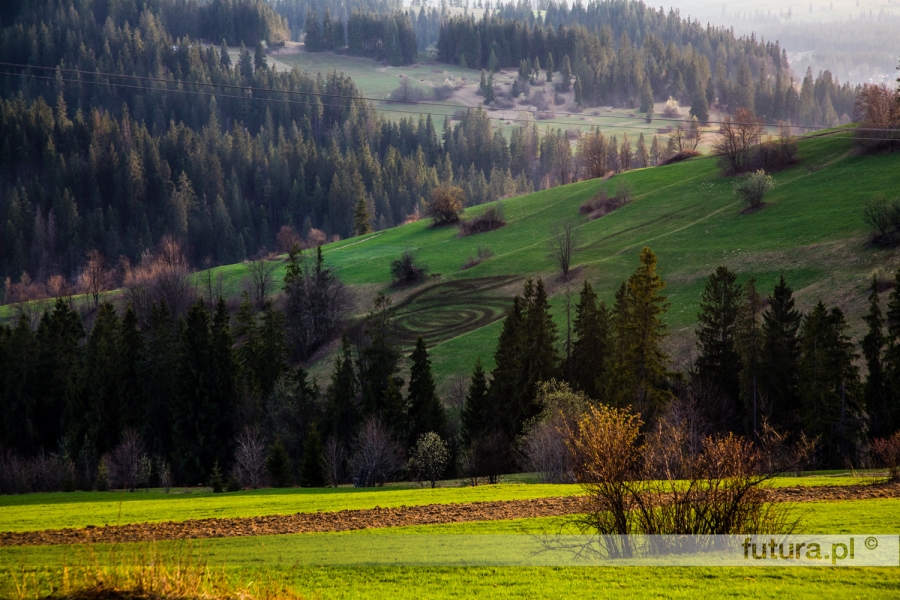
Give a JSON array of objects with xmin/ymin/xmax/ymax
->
[
  {"xmin": 798, "ymin": 303, "xmax": 861, "ymax": 467},
  {"xmin": 359, "ymin": 293, "xmax": 405, "ymax": 435},
  {"xmin": 38, "ymin": 300, "xmax": 85, "ymax": 455},
  {"xmin": 81, "ymin": 303, "xmax": 124, "ymax": 459},
  {"xmin": 735, "ymin": 277, "xmax": 765, "ymax": 437},
  {"xmin": 460, "ymin": 358, "xmax": 491, "ymax": 447},
  {"xmin": 567, "ymin": 280, "xmax": 610, "ymax": 399},
  {"xmin": 325, "ymin": 335, "xmax": 358, "ymax": 447},
  {"xmin": 883, "ymin": 268, "xmax": 900, "ymax": 435},
  {"xmin": 862, "ymin": 277, "xmax": 890, "ymax": 438},
  {"xmin": 607, "ymin": 248, "xmax": 670, "ymax": 417},
  {"xmin": 694, "ymin": 266, "xmax": 743, "ymax": 429},
  {"xmin": 406, "ymin": 337, "xmax": 447, "ymax": 447},
  {"xmin": 299, "ymin": 424, "xmax": 326, "ymax": 487},
  {"xmin": 761, "ymin": 274, "xmax": 802, "ymax": 431}
]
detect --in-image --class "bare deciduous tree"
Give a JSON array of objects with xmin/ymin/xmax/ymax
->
[
  {"xmin": 323, "ymin": 436, "xmax": 347, "ymax": 487},
  {"xmin": 81, "ymin": 250, "xmax": 109, "ymax": 308},
  {"xmin": 123, "ymin": 236, "xmax": 195, "ymax": 323},
  {"xmin": 549, "ymin": 221, "xmax": 579, "ymax": 279},
  {"xmin": 107, "ymin": 430, "xmax": 151, "ymax": 492},
  {"xmin": 232, "ymin": 426, "xmax": 268, "ymax": 489},
  {"xmin": 351, "ymin": 417, "xmax": 404, "ymax": 487},
  {"xmin": 712, "ymin": 108, "xmax": 764, "ymax": 173},
  {"xmin": 577, "ymin": 128, "xmax": 609, "ymax": 179},
  {"xmin": 247, "ymin": 257, "xmax": 278, "ymax": 309}
]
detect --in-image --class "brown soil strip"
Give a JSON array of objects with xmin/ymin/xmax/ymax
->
[{"xmin": 2, "ymin": 482, "xmax": 898, "ymax": 548}]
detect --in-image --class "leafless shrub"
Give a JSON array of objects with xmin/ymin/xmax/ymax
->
[
  {"xmin": 854, "ymin": 84, "xmax": 900, "ymax": 152},
  {"xmin": 323, "ymin": 436, "xmax": 347, "ymax": 487},
  {"xmin": 563, "ymin": 405, "xmax": 798, "ymax": 558},
  {"xmin": 156, "ymin": 457, "xmax": 173, "ymax": 493},
  {"xmin": 662, "ymin": 97, "xmax": 681, "ymax": 118},
  {"xmin": 390, "ymin": 247, "xmax": 429, "ymax": 286},
  {"xmin": 196, "ymin": 260, "xmax": 224, "ymax": 307},
  {"xmin": 351, "ymin": 417, "xmax": 405, "ymax": 487},
  {"xmin": 427, "ymin": 185, "xmax": 466, "ymax": 226},
  {"xmin": 246, "ymin": 257, "xmax": 278, "ymax": 309},
  {"xmin": 106, "ymin": 430, "xmax": 152, "ymax": 492},
  {"xmin": 548, "ymin": 221, "xmax": 579, "ymax": 280},
  {"xmin": 756, "ymin": 418, "xmax": 819, "ymax": 476},
  {"xmin": 461, "ymin": 245, "xmax": 495, "ymax": 270},
  {"xmin": 458, "ymin": 430, "xmax": 511, "ymax": 486},
  {"xmin": 863, "ymin": 194, "xmax": 900, "ymax": 245},
  {"xmin": 80, "ymin": 250, "xmax": 112, "ymax": 308},
  {"xmin": 712, "ymin": 108, "xmax": 765, "ymax": 174},
  {"xmin": 276, "ymin": 225, "xmax": 301, "ymax": 253},
  {"xmin": 531, "ymin": 89, "xmax": 549, "ymax": 111},
  {"xmin": 0, "ymin": 449, "xmax": 76, "ymax": 494},
  {"xmin": 232, "ymin": 426, "xmax": 269, "ymax": 489},
  {"xmin": 123, "ymin": 236, "xmax": 195, "ymax": 323},
  {"xmin": 871, "ymin": 431, "xmax": 900, "ymax": 482},
  {"xmin": 578, "ymin": 183, "xmax": 632, "ymax": 221},
  {"xmin": 458, "ymin": 203, "xmax": 506, "ymax": 236}
]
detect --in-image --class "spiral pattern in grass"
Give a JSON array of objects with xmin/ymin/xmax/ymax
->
[{"xmin": 392, "ymin": 276, "xmax": 518, "ymax": 346}]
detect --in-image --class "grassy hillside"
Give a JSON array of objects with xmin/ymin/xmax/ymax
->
[
  {"xmin": 274, "ymin": 129, "xmax": 899, "ymax": 385},
  {"xmin": 4, "ymin": 130, "xmax": 898, "ymax": 389}
]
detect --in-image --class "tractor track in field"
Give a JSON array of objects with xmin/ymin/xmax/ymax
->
[{"xmin": 2, "ymin": 482, "xmax": 898, "ymax": 547}]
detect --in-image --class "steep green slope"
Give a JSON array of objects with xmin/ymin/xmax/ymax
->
[
  {"xmin": 5, "ymin": 130, "xmax": 897, "ymax": 387},
  {"xmin": 287, "ymin": 129, "xmax": 898, "ymax": 384}
]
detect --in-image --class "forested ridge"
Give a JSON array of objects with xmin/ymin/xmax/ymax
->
[{"xmin": 438, "ymin": 0, "xmax": 859, "ymax": 125}]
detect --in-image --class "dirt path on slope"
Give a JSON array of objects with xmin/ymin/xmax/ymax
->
[{"xmin": 2, "ymin": 482, "xmax": 898, "ymax": 548}]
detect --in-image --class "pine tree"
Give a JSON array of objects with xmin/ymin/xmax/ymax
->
[
  {"xmin": 461, "ymin": 358, "xmax": 491, "ymax": 447},
  {"xmin": 694, "ymin": 267, "xmax": 743, "ymax": 427},
  {"xmin": 640, "ymin": 79, "xmax": 654, "ymax": 113},
  {"xmin": 406, "ymin": 338, "xmax": 447, "ymax": 447},
  {"xmin": 38, "ymin": 300, "xmax": 85, "ymax": 454},
  {"xmin": 513, "ymin": 278, "xmax": 559, "ymax": 434},
  {"xmin": 567, "ymin": 280, "xmax": 610, "ymax": 399},
  {"xmin": 862, "ymin": 277, "xmax": 889, "ymax": 438},
  {"xmin": 690, "ymin": 86, "xmax": 710, "ymax": 123},
  {"xmin": 299, "ymin": 425, "xmax": 326, "ymax": 487},
  {"xmin": 761, "ymin": 274, "xmax": 802, "ymax": 431},
  {"xmin": 219, "ymin": 39, "xmax": 231, "ymax": 69},
  {"xmin": 267, "ymin": 437, "xmax": 293, "ymax": 487},
  {"xmin": 354, "ymin": 196, "xmax": 372, "ymax": 236},
  {"xmin": 883, "ymin": 269, "xmax": 900, "ymax": 435},
  {"xmin": 325, "ymin": 335, "xmax": 358, "ymax": 447},
  {"xmin": 487, "ymin": 296, "xmax": 524, "ymax": 434},
  {"xmin": 607, "ymin": 248, "xmax": 670, "ymax": 416},
  {"xmin": 119, "ymin": 306, "xmax": 144, "ymax": 431},
  {"xmin": 561, "ymin": 55, "xmax": 572, "ymax": 91},
  {"xmin": 798, "ymin": 303, "xmax": 861, "ymax": 466},
  {"xmin": 546, "ymin": 53, "xmax": 554, "ymax": 82},
  {"xmin": 82, "ymin": 303, "xmax": 124, "ymax": 458},
  {"xmin": 735, "ymin": 277, "xmax": 765, "ymax": 437},
  {"xmin": 360, "ymin": 293, "xmax": 405, "ymax": 434}
]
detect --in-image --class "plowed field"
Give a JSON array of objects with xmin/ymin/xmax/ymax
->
[{"xmin": 2, "ymin": 482, "xmax": 898, "ymax": 548}]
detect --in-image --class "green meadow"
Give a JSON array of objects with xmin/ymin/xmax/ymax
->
[{"xmin": 3, "ymin": 497, "xmax": 899, "ymax": 598}]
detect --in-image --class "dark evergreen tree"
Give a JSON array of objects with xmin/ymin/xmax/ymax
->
[
  {"xmin": 0, "ymin": 315, "xmax": 40, "ymax": 454},
  {"xmin": 299, "ymin": 425, "xmax": 326, "ymax": 487},
  {"xmin": 119, "ymin": 306, "xmax": 144, "ymax": 431},
  {"xmin": 761, "ymin": 274, "xmax": 802, "ymax": 431},
  {"xmin": 460, "ymin": 358, "xmax": 491, "ymax": 447},
  {"xmin": 798, "ymin": 302, "xmax": 861, "ymax": 467},
  {"xmin": 37, "ymin": 300, "xmax": 85, "ymax": 454},
  {"xmin": 359, "ymin": 293, "xmax": 406, "ymax": 434},
  {"xmin": 735, "ymin": 277, "xmax": 765, "ymax": 437},
  {"xmin": 567, "ymin": 280, "xmax": 610, "ymax": 399},
  {"xmin": 139, "ymin": 302, "xmax": 176, "ymax": 457},
  {"xmin": 863, "ymin": 277, "xmax": 890, "ymax": 438},
  {"xmin": 80, "ymin": 303, "xmax": 124, "ymax": 459},
  {"xmin": 267, "ymin": 437, "xmax": 293, "ymax": 488},
  {"xmin": 325, "ymin": 335, "xmax": 358, "ymax": 447},
  {"xmin": 694, "ymin": 266, "xmax": 743, "ymax": 428},
  {"xmin": 406, "ymin": 337, "xmax": 447, "ymax": 447}
]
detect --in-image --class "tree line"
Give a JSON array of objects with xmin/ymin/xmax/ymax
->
[
  {"xmin": 437, "ymin": 1, "xmax": 859, "ymax": 126},
  {"xmin": 305, "ymin": 9, "xmax": 418, "ymax": 67},
  {"xmin": 4, "ymin": 245, "xmax": 896, "ymax": 492}
]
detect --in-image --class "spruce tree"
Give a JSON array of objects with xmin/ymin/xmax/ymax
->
[
  {"xmin": 360, "ymin": 293, "xmax": 405, "ymax": 434},
  {"xmin": 461, "ymin": 358, "xmax": 491, "ymax": 447},
  {"xmin": 862, "ymin": 277, "xmax": 888, "ymax": 437},
  {"xmin": 406, "ymin": 337, "xmax": 447, "ymax": 447},
  {"xmin": 267, "ymin": 437, "xmax": 293, "ymax": 488},
  {"xmin": 354, "ymin": 196, "xmax": 372, "ymax": 236},
  {"xmin": 299, "ymin": 425, "xmax": 326, "ymax": 487},
  {"xmin": 798, "ymin": 303, "xmax": 861, "ymax": 466},
  {"xmin": 567, "ymin": 280, "xmax": 610, "ymax": 399},
  {"xmin": 325, "ymin": 335, "xmax": 358, "ymax": 447},
  {"xmin": 37, "ymin": 299, "xmax": 85, "ymax": 453},
  {"xmin": 761, "ymin": 274, "xmax": 802, "ymax": 431},
  {"xmin": 610, "ymin": 248, "xmax": 670, "ymax": 417},
  {"xmin": 546, "ymin": 52, "xmax": 554, "ymax": 82},
  {"xmin": 487, "ymin": 296, "xmax": 524, "ymax": 433},
  {"xmin": 735, "ymin": 277, "xmax": 765, "ymax": 437},
  {"xmin": 694, "ymin": 266, "xmax": 743, "ymax": 427},
  {"xmin": 882, "ymin": 269, "xmax": 900, "ymax": 435},
  {"xmin": 119, "ymin": 306, "xmax": 144, "ymax": 431},
  {"xmin": 0, "ymin": 315, "xmax": 40, "ymax": 454},
  {"xmin": 140, "ymin": 302, "xmax": 176, "ymax": 458},
  {"xmin": 82, "ymin": 303, "xmax": 124, "ymax": 458}
]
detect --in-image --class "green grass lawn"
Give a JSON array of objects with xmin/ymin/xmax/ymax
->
[
  {"xmin": 3, "ymin": 498, "xmax": 899, "ymax": 598},
  {"xmin": 0, "ymin": 473, "xmax": 883, "ymax": 533}
]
